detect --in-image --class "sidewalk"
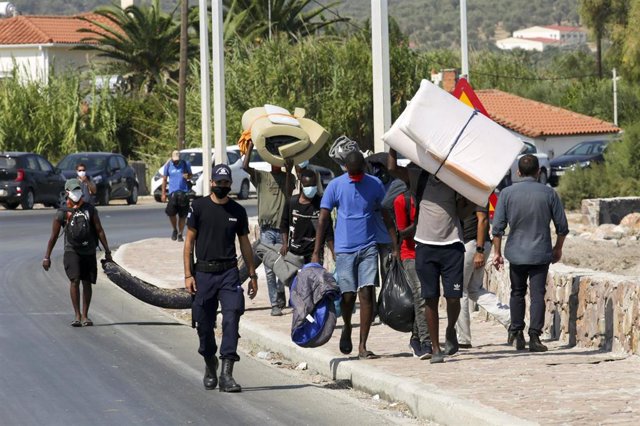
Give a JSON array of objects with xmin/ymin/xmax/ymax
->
[{"xmin": 113, "ymin": 238, "xmax": 640, "ymax": 425}]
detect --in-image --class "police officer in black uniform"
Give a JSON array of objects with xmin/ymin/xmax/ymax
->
[{"xmin": 183, "ymin": 164, "xmax": 258, "ymax": 392}]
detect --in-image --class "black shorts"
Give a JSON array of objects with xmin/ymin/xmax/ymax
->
[
  {"xmin": 415, "ymin": 242, "xmax": 465, "ymax": 299},
  {"xmin": 165, "ymin": 191, "xmax": 190, "ymax": 218},
  {"xmin": 63, "ymin": 251, "xmax": 98, "ymax": 283}
]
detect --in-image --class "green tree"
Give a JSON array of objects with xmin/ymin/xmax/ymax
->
[
  {"xmin": 77, "ymin": 0, "xmax": 191, "ymax": 93},
  {"xmin": 579, "ymin": 0, "xmax": 612, "ymax": 79}
]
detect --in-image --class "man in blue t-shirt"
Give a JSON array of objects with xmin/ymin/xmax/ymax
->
[
  {"xmin": 161, "ymin": 150, "xmax": 192, "ymax": 242},
  {"xmin": 312, "ymin": 151, "xmax": 398, "ymax": 360}
]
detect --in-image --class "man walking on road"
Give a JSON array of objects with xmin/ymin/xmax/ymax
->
[
  {"xmin": 183, "ymin": 164, "xmax": 258, "ymax": 393},
  {"xmin": 492, "ymin": 154, "xmax": 569, "ymax": 352},
  {"xmin": 456, "ymin": 206, "xmax": 511, "ymax": 348},
  {"xmin": 312, "ymin": 151, "xmax": 398, "ymax": 360},
  {"xmin": 243, "ymin": 141, "xmax": 294, "ymax": 316},
  {"xmin": 42, "ymin": 179, "xmax": 112, "ymax": 327},
  {"xmin": 161, "ymin": 150, "xmax": 192, "ymax": 242}
]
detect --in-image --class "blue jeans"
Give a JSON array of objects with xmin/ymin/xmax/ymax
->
[{"xmin": 260, "ymin": 226, "xmax": 284, "ymax": 306}]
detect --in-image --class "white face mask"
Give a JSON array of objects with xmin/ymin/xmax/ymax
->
[
  {"xmin": 68, "ymin": 189, "xmax": 83, "ymax": 203},
  {"xmin": 77, "ymin": 171, "xmax": 86, "ymax": 178}
]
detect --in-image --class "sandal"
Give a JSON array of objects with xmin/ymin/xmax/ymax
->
[
  {"xmin": 339, "ymin": 327, "xmax": 353, "ymax": 355},
  {"xmin": 70, "ymin": 320, "xmax": 82, "ymax": 327},
  {"xmin": 82, "ymin": 319, "xmax": 93, "ymax": 327},
  {"xmin": 358, "ymin": 351, "xmax": 380, "ymax": 360}
]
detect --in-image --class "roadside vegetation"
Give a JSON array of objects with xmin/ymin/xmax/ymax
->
[{"xmin": 2, "ymin": 0, "xmax": 639, "ymax": 207}]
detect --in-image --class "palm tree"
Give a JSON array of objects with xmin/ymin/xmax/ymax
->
[
  {"xmin": 77, "ymin": 0, "xmax": 194, "ymax": 93},
  {"xmin": 223, "ymin": 0, "xmax": 349, "ymax": 42}
]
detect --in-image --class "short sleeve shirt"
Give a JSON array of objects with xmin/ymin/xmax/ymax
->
[
  {"xmin": 187, "ymin": 197, "xmax": 249, "ymax": 262},
  {"xmin": 55, "ymin": 203, "xmax": 98, "ymax": 255},
  {"xmin": 461, "ymin": 203, "xmax": 490, "ymax": 243},
  {"xmin": 414, "ymin": 175, "xmax": 463, "ymax": 245},
  {"xmin": 251, "ymin": 170, "xmax": 291, "ymax": 228},
  {"xmin": 393, "ymin": 192, "xmax": 416, "ymax": 260},
  {"xmin": 320, "ymin": 173, "xmax": 386, "ymax": 253},
  {"xmin": 164, "ymin": 160, "xmax": 192, "ymax": 194}
]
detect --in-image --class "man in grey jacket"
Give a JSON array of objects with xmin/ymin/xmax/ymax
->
[{"xmin": 492, "ymin": 154, "xmax": 569, "ymax": 352}]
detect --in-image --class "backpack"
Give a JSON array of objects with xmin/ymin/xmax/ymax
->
[{"xmin": 65, "ymin": 208, "xmax": 92, "ymax": 248}]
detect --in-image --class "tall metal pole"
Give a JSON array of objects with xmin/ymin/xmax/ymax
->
[
  {"xmin": 371, "ymin": 0, "xmax": 391, "ymax": 153},
  {"xmin": 178, "ymin": 0, "xmax": 189, "ymax": 150},
  {"xmin": 613, "ymin": 68, "xmax": 618, "ymax": 126},
  {"xmin": 268, "ymin": 0, "xmax": 272, "ymax": 41},
  {"xmin": 212, "ymin": 0, "xmax": 227, "ymax": 172},
  {"xmin": 460, "ymin": 0, "xmax": 469, "ymax": 80},
  {"xmin": 199, "ymin": 0, "xmax": 212, "ymax": 195}
]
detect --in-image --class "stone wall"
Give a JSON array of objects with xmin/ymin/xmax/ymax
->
[
  {"xmin": 582, "ymin": 197, "xmax": 640, "ymax": 226},
  {"xmin": 484, "ymin": 262, "xmax": 640, "ymax": 355}
]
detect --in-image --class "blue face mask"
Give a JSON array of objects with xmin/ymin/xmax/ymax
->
[{"xmin": 302, "ymin": 186, "xmax": 318, "ymax": 198}]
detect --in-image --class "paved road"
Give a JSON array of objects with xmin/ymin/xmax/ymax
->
[{"xmin": 0, "ymin": 201, "xmax": 415, "ymax": 426}]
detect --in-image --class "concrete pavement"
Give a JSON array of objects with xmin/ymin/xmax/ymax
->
[{"xmin": 114, "ymin": 231, "xmax": 640, "ymax": 425}]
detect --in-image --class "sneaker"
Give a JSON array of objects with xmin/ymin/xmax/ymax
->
[
  {"xmin": 276, "ymin": 292, "xmax": 286, "ymax": 309},
  {"xmin": 420, "ymin": 341, "xmax": 433, "ymax": 360},
  {"xmin": 459, "ymin": 343, "xmax": 473, "ymax": 349},
  {"xmin": 171, "ymin": 230, "xmax": 178, "ymax": 241},
  {"xmin": 270, "ymin": 306, "xmax": 283, "ymax": 317},
  {"xmin": 409, "ymin": 339, "xmax": 422, "ymax": 358},
  {"xmin": 177, "ymin": 234, "xmax": 184, "ymax": 242}
]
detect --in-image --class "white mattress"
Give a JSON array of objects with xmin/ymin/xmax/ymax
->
[{"xmin": 383, "ymin": 80, "xmax": 523, "ymax": 206}]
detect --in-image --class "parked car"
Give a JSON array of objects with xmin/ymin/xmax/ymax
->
[
  {"xmin": 151, "ymin": 148, "xmax": 253, "ymax": 202},
  {"xmin": 549, "ymin": 140, "xmax": 609, "ymax": 187},
  {"xmin": 57, "ymin": 152, "xmax": 139, "ymax": 205},
  {"xmin": 0, "ymin": 152, "xmax": 66, "ymax": 210},
  {"xmin": 307, "ymin": 164, "xmax": 334, "ymax": 188},
  {"xmin": 498, "ymin": 141, "xmax": 551, "ymax": 188}
]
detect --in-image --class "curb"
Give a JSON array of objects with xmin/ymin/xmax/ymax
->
[{"xmin": 238, "ymin": 317, "xmax": 536, "ymax": 426}]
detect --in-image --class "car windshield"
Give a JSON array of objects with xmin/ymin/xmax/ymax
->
[
  {"xmin": 565, "ymin": 142, "xmax": 606, "ymax": 156},
  {"xmin": 250, "ymin": 150, "xmax": 263, "ymax": 162},
  {"xmin": 0, "ymin": 157, "xmax": 17, "ymax": 169},
  {"xmin": 57, "ymin": 155, "xmax": 108, "ymax": 171},
  {"xmin": 180, "ymin": 152, "xmax": 202, "ymax": 167}
]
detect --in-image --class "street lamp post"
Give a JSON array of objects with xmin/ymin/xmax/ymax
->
[
  {"xmin": 371, "ymin": 0, "xmax": 391, "ymax": 153},
  {"xmin": 199, "ymin": 0, "xmax": 212, "ymax": 195}
]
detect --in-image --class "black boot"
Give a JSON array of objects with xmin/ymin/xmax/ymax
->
[
  {"xmin": 219, "ymin": 359, "xmax": 242, "ymax": 393},
  {"xmin": 515, "ymin": 331, "xmax": 526, "ymax": 350},
  {"xmin": 203, "ymin": 356, "xmax": 218, "ymax": 390},
  {"xmin": 529, "ymin": 334, "xmax": 548, "ymax": 352}
]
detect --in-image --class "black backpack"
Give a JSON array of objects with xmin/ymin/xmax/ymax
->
[{"xmin": 65, "ymin": 208, "xmax": 92, "ymax": 248}]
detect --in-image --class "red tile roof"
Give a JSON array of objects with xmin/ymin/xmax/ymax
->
[
  {"xmin": 476, "ymin": 89, "xmax": 620, "ymax": 138},
  {"xmin": 0, "ymin": 14, "xmax": 113, "ymax": 45}
]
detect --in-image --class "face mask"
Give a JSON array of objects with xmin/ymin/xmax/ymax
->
[
  {"xmin": 77, "ymin": 171, "xmax": 86, "ymax": 178},
  {"xmin": 68, "ymin": 189, "xmax": 83, "ymax": 203},
  {"xmin": 302, "ymin": 186, "xmax": 318, "ymax": 198},
  {"xmin": 298, "ymin": 160, "xmax": 309, "ymax": 169},
  {"xmin": 211, "ymin": 186, "xmax": 231, "ymax": 199},
  {"xmin": 349, "ymin": 172, "xmax": 364, "ymax": 182}
]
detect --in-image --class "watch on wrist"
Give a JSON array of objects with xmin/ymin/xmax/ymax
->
[
  {"xmin": 476, "ymin": 245, "xmax": 485, "ymax": 253},
  {"xmin": 249, "ymin": 273, "xmax": 258, "ymax": 280}
]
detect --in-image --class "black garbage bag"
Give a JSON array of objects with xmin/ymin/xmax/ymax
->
[{"xmin": 377, "ymin": 258, "xmax": 415, "ymax": 332}]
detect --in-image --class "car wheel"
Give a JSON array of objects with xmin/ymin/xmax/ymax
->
[
  {"xmin": 99, "ymin": 189, "xmax": 110, "ymax": 206},
  {"xmin": 238, "ymin": 179, "xmax": 250, "ymax": 200},
  {"xmin": 127, "ymin": 185, "xmax": 139, "ymax": 205},
  {"xmin": 55, "ymin": 191, "xmax": 66, "ymax": 208},
  {"xmin": 538, "ymin": 169, "xmax": 548, "ymax": 185},
  {"xmin": 154, "ymin": 193, "xmax": 162, "ymax": 203},
  {"xmin": 21, "ymin": 189, "xmax": 35, "ymax": 210},
  {"xmin": 3, "ymin": 202, "xmax": 19, "ymax": 210}
]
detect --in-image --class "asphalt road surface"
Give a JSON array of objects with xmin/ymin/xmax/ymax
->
[{"xmin": 0, "ymin": 200, "xmax": 416, "ymax": 426}]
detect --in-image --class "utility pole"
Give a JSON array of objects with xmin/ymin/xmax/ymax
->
[
  {"xmin": 460, "ymin": 0, "xmax": 469, "ymax": 80},
  {"xmin": 268, "ymin": 0, "xmax": 272, "ymax": 40},
  {"xmin": 613, "ymin": 68, "xmax": 619, "ymax": 126},
  {"xmin": 177, "ymin": 0, "xmax": 188, "ymax": 151},
  {"xmin": 371, "ymin": 0, "xmax": 391, "ymax": 153},
  {"xmin": 199, "ymin": 0, "xmax": 212, "ymax": 196},
  {"xmin": 212, "ymin": 0, "xmax": 227, "ymax": 171}
]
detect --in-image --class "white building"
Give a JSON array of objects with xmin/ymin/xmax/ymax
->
[
  {"xmin": 497, "ymin": 25, "xmax": 587, "ymax": 52},
  {"xmin": 0, "ymin": 14, "xmax": 109, "ymax": 82}
]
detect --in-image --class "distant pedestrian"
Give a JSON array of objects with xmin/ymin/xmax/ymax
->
[
  {"xmin": 243, "ymin": 140, "xmax": 294, "ymax": 316},
  {"xmin": 492, "ymin": 154, "xmax": 568, "ymax": 352},
  {"xmin": 183, "ymin": 164, "xmax": 258, "ymax": 393},
  {"xmin": 75, "ymin": 163, "xmax": 96, "ymax": 203},
  {"xmin": 280, "ymin": 169, "xmax": 335, "ymax": 264},
  {"xmin": 313, "ymin": 150, "xmax": 398, "ymax": 360},
  {"xmin": 161, "ymin": 150, "xmax": 192, "ymax": 242},
  {"xmin": 42, "ymin": 178, "xmax": 112, "ymax": 327},
  {"xmin": 455, "ymin": 205, "xmax": 511, "ymax": 348}
]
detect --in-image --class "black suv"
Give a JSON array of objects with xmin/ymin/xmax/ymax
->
[
  {"xmin": 57, "ymin": 152, "xmax": 139, "ymax": 205},
  {"xmin": 0, "ymin": 152, "xmax": 66, "ymax": 210}
]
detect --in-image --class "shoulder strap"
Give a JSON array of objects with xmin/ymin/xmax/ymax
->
[
  {"xmin": 404, "ymin": 191, "xmax": 412, "ymax": 226},
  {"xmin": 412, "ymin": 170, "xmax": 429, "ymax": 223}
]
